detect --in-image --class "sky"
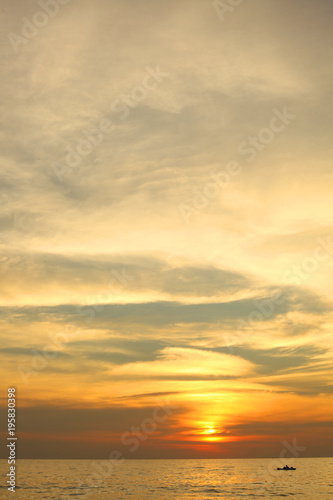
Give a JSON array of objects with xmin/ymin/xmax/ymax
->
[{"xmin": 0, "ymin": 0, "xmax": 332, "ymax": 459}]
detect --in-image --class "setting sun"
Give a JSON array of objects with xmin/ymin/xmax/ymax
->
[
  {"xmin": 199, "ymin": 425, "xmax": 224, "ymax": 442},
  {"xmin": 204, "ymin": 428, "xmax": 217, "ymax": 435}
]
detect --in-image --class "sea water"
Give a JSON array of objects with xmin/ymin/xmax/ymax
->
[{"xmin": 0, "ymin": 457, "xmax": 332, "ymax": 499}]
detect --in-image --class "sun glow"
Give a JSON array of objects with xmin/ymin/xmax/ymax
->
[
  {"xmin": 204, "ymin": 427, "xmax": 217, "ymax": 435},
  {"xmin": 200, "ymin": 425, "xmax": 224, "ymax": 442}
]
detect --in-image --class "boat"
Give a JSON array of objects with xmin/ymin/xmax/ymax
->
[{"xmin": 277, "ymin": 466, "xmax": 296, "ymax": 470}]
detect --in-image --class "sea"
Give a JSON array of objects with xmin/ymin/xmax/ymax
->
[{"xmin": 0, "ymin": 457, "xmax": 332, "ymax": 499}]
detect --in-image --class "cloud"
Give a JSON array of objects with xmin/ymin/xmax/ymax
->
[
  {"xmin": 0, "ymin": 346, "xmax": 69, "ymax": 358},
  {"xmin": 1, "ymin": 0, "xmax": 333, "ymax": 459},
  {"xmin": 0, "ymin": 251, "xmax": 253, "ymax": 304},
  {"xmin": 1, "ymin": 284, "xmax": 330, "ymax": 326},
  {"xmin": 222, "ymin": 419, "xmax": 333, "ymax": 438},
  {"xmin": 112, "ymin": 347, "xmax": 254, "ymax": 379},
  {"xmin": 212, "ymin": 345, "xmax": 329, "ymax": 376},
  {"xmin": 0, "ymin": 404, "xmax": 186, "ymax": 434}
]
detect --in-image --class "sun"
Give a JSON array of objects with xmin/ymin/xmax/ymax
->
[
  {"xmin": 201, "ymin": 425, "xmax": 222, "ymax": 442},
  {"xmin": 204, "ymin": 427, "xmax": 217, "ymax": 435}
]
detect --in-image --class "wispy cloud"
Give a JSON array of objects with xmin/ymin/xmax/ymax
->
[{"xmin": 1, "ymin": 0, "xmax": 333, "ymax": 458}]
